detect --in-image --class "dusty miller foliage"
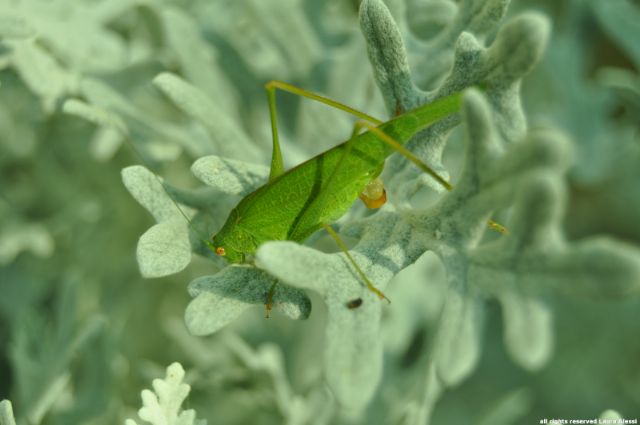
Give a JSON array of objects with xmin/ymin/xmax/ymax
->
[
  {"xmin": 1, "ymin": 0, "xmax": 640, "ymax": 424},
  {"xmin": 125, "ymin": 362, "xmax": 205, "ymax": 425}
]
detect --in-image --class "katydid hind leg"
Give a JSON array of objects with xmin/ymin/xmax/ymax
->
[
  {"xmin": 357, "ymin": 121, "xmax": 508, "ymax": 234},
  {"xmin": 357, "ymin": 120, "xmax": 453, "ymax": 191},
  {"xmin": 264, "ymin": 80, "xmax": 383, "ymax": 126},
  {"xmin": 267, "ymin": 88, "xmax": 447, "ymax": 210}
]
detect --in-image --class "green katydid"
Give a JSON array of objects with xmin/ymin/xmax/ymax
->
[{"xmin": 205, "ymin": 81, "xmax": 506, "ymax": 304}]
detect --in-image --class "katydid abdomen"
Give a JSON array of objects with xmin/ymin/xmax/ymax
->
[{"xmin": 211, "ymin": 92, "xmax": 463, "ymax": 264}]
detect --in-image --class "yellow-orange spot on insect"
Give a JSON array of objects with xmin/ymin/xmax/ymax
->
[
  {"xmin": 359, "ymin": 189, "xmax": 387, "ymax": 209},
  {"xmin": 359, "ymin": 177, "xmax": 387, "ymax": 209},
  {"xmin": 216, "ymin": 247, "xmax": 226, "ymax": 256}
]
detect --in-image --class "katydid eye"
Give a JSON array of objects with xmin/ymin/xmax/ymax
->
[
  {"xmin": 215, "ymin": 247, "xmax": 226, "ymax": 256},
  {"xmin": 211, "ymin": 234, "xmax": 216, "ymax": 241}
]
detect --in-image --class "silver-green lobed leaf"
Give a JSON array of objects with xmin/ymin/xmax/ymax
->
[{"xmin": 185, "ymin": 266, "xmax": 311, "ymax": 336}]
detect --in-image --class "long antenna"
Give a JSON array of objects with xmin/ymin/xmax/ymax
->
[
  {"xmin": 62, "ymin": 96, "xmax": 217, "ymax": 252},
  {"xmin": 127, "ymin": 135, "xmax": 220, "ymax": 254}
]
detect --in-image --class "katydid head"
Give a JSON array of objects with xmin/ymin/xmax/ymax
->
[
  {"xmin": 210, "ymin": 233, "xmax": 245, "ymax": 263},
  {"xmin": 210, "ymin": 210, "xmax": 258, "ymax": 264}
]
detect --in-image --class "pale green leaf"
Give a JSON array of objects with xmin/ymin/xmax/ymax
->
[
  {"xmin": 191, "ymin": 155, "xmax": 269, "ymax": 196},
  {"xmin": 0, "ymin": 400, "xmax": 16, "ymax": 425},
  {"xmin": 153, "ymin": 73, "xmax": 261, "ymax": 162},
  {"xmin": 128, "ymin": 362, "xmax": 205, "ymax": 425},
  {"xmin": 0, "ymin": 14, "xmax": 35, "ymax": 38},
  {"xmin": 62, "ymin": 98, "xmax": 128, "ymax": 135},
  {"xmin": 137, "ymin": 221, "xmax": 191, "ymax": 278},
  {"xmin": 185, "ymin": 266, "xmax": 311, "ymax": 336},
  {"xmin": 122, "ymin": 166, "xmax": 188, "ymax": 224}
]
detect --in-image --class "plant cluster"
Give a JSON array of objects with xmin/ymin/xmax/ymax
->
[{"xmin": 1, "ymin": 0, "xmax": 639, "ymax": 424}]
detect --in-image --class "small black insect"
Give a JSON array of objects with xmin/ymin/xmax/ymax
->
[{"xmin": 346, "ymin": 298, "xmax": 363, "ymax": 309}]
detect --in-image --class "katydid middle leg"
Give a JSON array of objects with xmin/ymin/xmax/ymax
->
[{"xmin": 322, "ymin": 223, "xmax": 389, "ymax": 302}]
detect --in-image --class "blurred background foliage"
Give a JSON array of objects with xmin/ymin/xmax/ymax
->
[{"xmin": 0, "ymin": 0, "xmax": 639, "ymax": 424}]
